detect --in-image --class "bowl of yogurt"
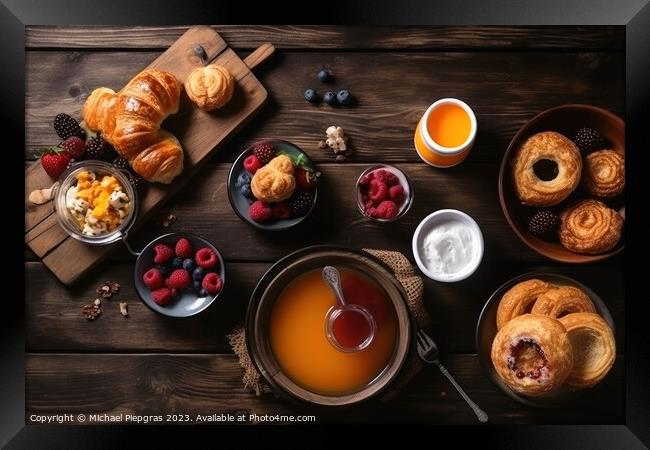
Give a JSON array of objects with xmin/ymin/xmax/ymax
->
[
  {"xmin": 412, "ymin": 209, "xmax": 483, "ymax": 282},
  {"xmin": 53, "ymin": 160, "xmax": 137, "ymax": 246}
]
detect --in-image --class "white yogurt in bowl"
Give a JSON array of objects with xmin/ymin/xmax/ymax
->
[{"xmin": 412, "ymin": 209, "xmax": 484, "ymax": 282}]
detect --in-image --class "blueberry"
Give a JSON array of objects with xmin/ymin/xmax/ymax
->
[
  {"xmin": 240, "ymin": 183, "xmax": 253, "ymax": 200},
  {"xmin": 192, "ymin": 266, "xmax": 205, "ymax": 281},
  {"xmin": 198, "ymin": 288, "xmax": 209, "ymax": 297},
  {"xmin": 236, "ymin": 172, "xmax": 251, "ymax": 188},
  {"xmin": 318, "ymin": 69, "xmax": 332, "ymax": 83},
  {"xmin": 323, "ymin": 91, "xmax": 337, "ymax": 105},
  {"xmin": 304, "ymin": 88, "xmax": 319, "ymax": 103},
  {"xmin": 336, "ymin": 90, "xmax": 351, "ymax": 105},
  {"xmin": 171, "ymin": 257, "xmax": 183, "ymax": 269},
  {"xmin": 157, "ymin": 265, "xmax": 170, "ymax": 278},
  {"xmin": 182, "ymin": 258, "xmax": 196, "ymax": 271},
  {"xmin": 193, "ymin": 280, "xmax": 202, "ymax": 291}
]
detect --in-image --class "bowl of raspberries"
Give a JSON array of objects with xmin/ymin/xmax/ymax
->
[
  {"xmin": 356, "ymin": 165, "xmax": 413, "ymax": 222},
  {"xmin": 228, "ymin": 140, "xmax": 319, "ymax": 231},
  {"xmin": 134, "ymin": 233, "xmax": 225, "ymax": 317}
]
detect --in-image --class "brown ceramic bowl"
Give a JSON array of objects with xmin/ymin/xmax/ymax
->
[
  {"xmin": 499, "ymin": 104, "xmax": 625, "ymax": 263},
  {"xmin": 245, "ymin": 246, "xmax": 414, "ymax": 407}
]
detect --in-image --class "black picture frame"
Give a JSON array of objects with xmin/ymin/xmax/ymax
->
[{"xmin": 6, "ymin": 0, "xmax": 649, "ymax": 447}]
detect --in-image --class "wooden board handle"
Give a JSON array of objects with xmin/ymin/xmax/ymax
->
[{"xmin": 244, "ymin": 43, "xmax": 275, "ymax": 70}]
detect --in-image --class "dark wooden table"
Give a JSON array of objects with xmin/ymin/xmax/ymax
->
[{"xmin": 25, "ymin": 26, "xmax": 625, "ymax": 424}]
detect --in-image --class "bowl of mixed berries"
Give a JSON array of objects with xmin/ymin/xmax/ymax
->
[
  {"xmin": 228, "ymin": 140, "xmax": 319, "ymax": 230},
  {"xmin": 134, "ymin": 233, "xmax": 225, "ymax": 317},
  {"xmin": 356, "ymin": 165, "xmax": 413, "ymax": 222}
]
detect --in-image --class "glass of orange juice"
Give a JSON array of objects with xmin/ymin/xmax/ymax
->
[{"xmin": 414, "ymin": 98, "xmax": 477, "ymax": 168}]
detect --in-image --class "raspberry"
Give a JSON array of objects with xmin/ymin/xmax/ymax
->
[
  {"xmin": 167, "ymin": 269, "xmax": 191, "ymax": 290},
  {"xmin": 389, "ymin": 184, "xmax": 405, "ymax": 204},
  {"xmin": 376, "ymin": 200, "xmax": 399, "ymax": 219},
  {"xmin": 195, "ymin": 247, "xmax": 218, "ymax": 269},
  {"xmin": 252, "ymin": 142, "xmax": 275, "ymax": 165},
  {"xmin": 368, "ymin": 179, "xmax": 389, "ymax": 202},
  {"xmin": 375, "ymin": 169, "xmax": 398, "ymax": 186},
  {"xmin": 143, "ymin": 268, "xmax": 164, "ymax": 290},
  {"xmin": 175, "ymin": 238, "xmax": 193, "ymax": 258},
  {"xmin": 272, "ymin": 202, "xmax": 292, "ymax": 220},
  {"xmin": 60, "ymin": 136, "xmax": 85, "ymax": 158},
  {"xmin": 202, "ymin": 272, "xmax": 223, "ymax": 294},
  {"xmin": 244, "ymin": 155, "xmax": 262, "ymax": 174},
  {"xmin": 151, "ymin": 287, "xmax": 174, "ymax": 306},
  {"xmin": 249, "ymin": 200, "xmax": 272, "ymax": 222},
  {"xmin": 153, "ymin": 244, "xmax": 174, "ymax": 264}
]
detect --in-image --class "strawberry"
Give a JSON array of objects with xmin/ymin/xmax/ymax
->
[
  {"xmin": 167, "ymin": 269, "xmax": 191, "ymax": 290},
  {"xmin": 195, "ymin": 248, "xmax": 218, "ymax": 269},
  {"xmin": 202, "ymin": 272, "xmax": 223, "ymax": 294},
  {"xmin": 40, "ymin": 147, "xmax": 71, "ymax": 180},
  {"xmin": 295, "ymin": 167, "xmax": 319, "ymax": 191},
  {"xmin": 142, "ymin": 268, "xmax": 164, "ymax": 290},
  {"xmin": 272, "ymin": 202, "xmax": 292, "ymax": 220},
  {"xmin": 175, "ymin": 238, "xmax": 193, "ymax": 258},
  {"xmin": 151, "ymin": 287, "xmax": 174, "ymax": 306},
  {"xmin": 244, "ymin": 155, "xmax": 262, "ymax": 174},
  {"xmin": 59, "ymin": 136, "xmax": 85, "ymax": 159},
  {"xmin": 153, "ymin": 244, "xmax": 174, "ymax": 264}
]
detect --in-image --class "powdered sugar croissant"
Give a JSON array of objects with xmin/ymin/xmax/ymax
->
[
  {"xmin": 83, "ymin": 69, "xmax": 184, "ymax": 184},
  {"xmin": 251, "ymin": 155, "xmax": 296, "ymax": 202}
]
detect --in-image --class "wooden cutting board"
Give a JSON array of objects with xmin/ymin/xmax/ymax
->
[{"xmin": 25, "ymin": 26, "xmax": 272, "ymax": 285}]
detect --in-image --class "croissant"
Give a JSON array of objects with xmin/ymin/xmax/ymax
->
[{"xmin": 83, "ymin": 69, "xmax": 184, "ymax": 184}]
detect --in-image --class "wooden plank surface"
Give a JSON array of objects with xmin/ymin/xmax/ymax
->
[
  {"xmin": 25, "ymin": 353, "xmax": 625, "ymax": 424},
  {"xmin": 26, "ymin": 26, "xmax": 625, "ymax": 50},
  {"xmin": 25, "ymin": 261, "xmax": 624, "ymax": 353},
  {"xmin": 25, "ymin": 51, "xmax": 625, "ymax": 160}
]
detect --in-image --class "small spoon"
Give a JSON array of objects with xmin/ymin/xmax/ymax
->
[{"xmin": 322, "ymin": 266, "xmax": 376, "ymax": 352}]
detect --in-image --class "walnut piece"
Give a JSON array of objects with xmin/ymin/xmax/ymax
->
[
  {"xmin": 96, "ymin": 281, "xmax": 120, "ymax": 298},
  {"xmin": 28, "ymin": 187, "xmax": 53, "ymax": 205},
  {"xmin": 82, "ymin": 304, "xmax": 101, "ymax": 320},
  {"xmin": 119, "ymin": 302, "xmax": 129, "ymax": 317}
]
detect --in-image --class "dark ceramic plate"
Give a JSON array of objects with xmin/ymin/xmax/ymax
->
[
  {"xmin": 498, "ymin": 104, "xmax": 625, "ymax": 263},
  {"xmin": 134, "ymin": 232, "xmax": 226, "ymax": 317},
  {"xmin": 476, "ymin": 272, "xmax": 615, "ymax": 407},
  {"xmin": 227, "ymin": 139, "xmax": 318, "ymax": 231}
]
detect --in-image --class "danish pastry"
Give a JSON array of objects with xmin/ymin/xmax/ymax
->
[
  {"xmin": 496, "ymin": 279, "xmax": 555, "ymax": 330},
  {"xmin": 531, "ymin": 286, "xmax": 596, "ymax": 319},
  {"xmin": 251, "ymin": 155, "xmax": 296, "ymax": 202},
  {"xmin": 559, "ymin": 199, "xmax": 623, "ymax": 254},
  {"xmin": 184, "ymin": 64, "xmax": 235, "ymax": 111},
  {"xmin": 512, "ymin": 131, "xmax": 582, "ymax": 206},
  {"xmin": 491, "ymin": 314, "xmax": 573, "ymax": 396},
  {"xmin": 559, "ymin": 313, "xmax": 615, "ymax": 389},
  {"xmin": 583, "ymin": 149, "xmax": 625, "ymax": 198}
]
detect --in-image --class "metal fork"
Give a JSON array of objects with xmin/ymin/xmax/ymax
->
[{"xmin": 416, "ymin": 329, "xmax": 489, "ymax": 423}]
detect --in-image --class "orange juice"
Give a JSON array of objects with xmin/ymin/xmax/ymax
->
[
  {"xmin": 269, "ymin": 269, "xmax": 397, "ymax": 395},
  {"xmin": 426, "ymin": 103, "xmax": 471, "ymax": 148},
  {"xmin": 414, "ymin": 98, "xmax": 477, "ymax": 168}
]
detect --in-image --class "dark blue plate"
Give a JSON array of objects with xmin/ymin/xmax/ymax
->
[{"xmin": 227, "ymin": 140, "xmax": 318, "ymax": 231}]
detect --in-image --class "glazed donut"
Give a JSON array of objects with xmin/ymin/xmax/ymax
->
[
  {"xmin": 531, "ymin": 286, "xmax": 596, "ymax": 319},
  {"xmin": 496, "ymin": 279, "xmax": 555, "ymax": 330},
  {"xmin": 583, "ymin": 149, "xmax": 625, "ymax": 198},
  {"xmin": 512, "ymin": 131, "xmax": 582, "ymax": 206},
  {"xmin": 559, "ymin": 199, "xmax": 623, "ymax": 254},
  {"xmin": 559, "ymin": 313, "xmax": 615, "ymax": 389},
  {"xmin": 491, "ymin": 314, "xmax": 573, "ymax": 396}
]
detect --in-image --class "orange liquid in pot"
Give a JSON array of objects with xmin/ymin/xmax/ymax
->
[
  {"xmin": 426, "ymin": 103, "xmax": 471, "ymax": 148},
  {"xmin": 269, "ymin": 269, "xmax": 397, "ymax": 395}
]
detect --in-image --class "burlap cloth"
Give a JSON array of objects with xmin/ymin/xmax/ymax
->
[{"xmin": 227, "ymin": 249, "xmax": 431, "ymax": 397}]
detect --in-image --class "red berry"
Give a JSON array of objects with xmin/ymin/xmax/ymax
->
[
  {"xmin": 195, "ymin": 247, "xmax": 218, "ymax": 269},
  {"xmin": 359, "ymin": 172, "xmax": 374, "ymax": 189},
  {"xmin": 202, "ymin": 272, "xmax": 223, "ymax": 294},
  {"xmin": 389, "ymin": 184, "xmax": 405, "ymax": 204},
  {"xmin": 244, "ymin": 155, "xmax": 262, "ymax": 174},
  {"xmin": 151, "ymin": 287, "xmax": 173, "ymax": 306},
  {"xmin": 175, "ymin": 238, "xmax": 193, "ymax": 258},
  {"xmin": 153, "ymin": 244, "xmax": 174, "ymax": 264},
  {"xmin": 143, "ymin": 268, "xmax": 164, "ymax": 290},
  {"xmin": 167, "ymin": 269, "xmax": 191, "ymax": 290},
  {"xmin": 295, "ymin": 168, "xmax": 318, "ymax": 191},
  {"xmin": 40, "ymin": 147, "xmax": 71, "ymax": 180},
  {"xmin": 252, "ymin": 142, "xmax": 275, "ymax": 165},
  {"xmin": 249, "ymin": 200, "xmax": 273, "ymax": 222},
  {"xmin": 368, "ymin": 178, "xmax": 388, "ymax": 203},
  {"xmin": 376, "ymin": 200, "xmax": 399, "ymax": 219},
  {"xmin": 60, "ymin": 136, "xmax": 85, "ymax": 159},
  {"xmin": 272, "ymin": 202, "xmax": 292, "ymax": 220},
  {"xmin": 375, "ymin": 169, "xmax": 399, "ymax": 186}
]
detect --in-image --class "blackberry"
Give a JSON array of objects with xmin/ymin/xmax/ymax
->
[
  {"xmin": 126, "ymin": 171, "xmax": 145, "ymax": 192},
  {"xmin": 527, "ymin": 211, "xmax": 560, "ymax": 236},
  {"xmin": 112, "ymin": 157, "xmax": 130, "ymax": 170},
  {"xmin": 53, "ymin": 113, "xmax": 85, "ymax": 140},
  {"xmin": 290, "ymin": 191, "xmax": 314, "ymax": 217},
  {"xmin": 573, "ymin": 127, "xmax": 607, "ymax": 154},
  {"xmin": 85, "ymin": 136, "xmax": 114, "ymax": 160},
  {"xmin": 252, "ymin": 142, "xmax": 275, "ymax": 165}
]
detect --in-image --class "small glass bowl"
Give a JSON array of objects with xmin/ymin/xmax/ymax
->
[
  {"xmin": 355, "ymin": 164, "xmax": 414, "ymax": 222},
  {"xmin": 53, "ymin": 160, "xmax": 137, "ymax": 246}
]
